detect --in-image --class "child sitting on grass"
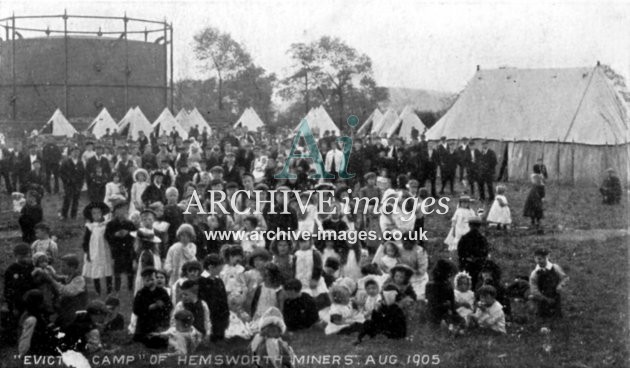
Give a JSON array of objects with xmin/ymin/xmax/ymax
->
[
  {"xmin": 250, "ymin": 307, "xmax": 297, "ymax": 368},
  {"xmin": 282, "ymin": 278, "xmax": 319, "ymax": 331},
  {"xmin": 151, "ymin": 309, "xmax": 202, "ymax": 356},
  {"xmin": 171, "ymin": 280, "xmax": 211, "ymax": 341},
  {"xmin": 354, "ymin": 284, "xmax": 407, "ymax": 345},
  {"xmin": 31, "ymin": 223, "xmax": 58, "ymax": 263},
  {"xmin": 528, "ymin": 248, "xmax": 568, "ymax": 320},
  {"xmin": 470, "ymin": 285, "xmax": 506, "ymax": 334},
  {"xmin": 453, "ymin": 271, "xmax": 475, "ymax": 325}
]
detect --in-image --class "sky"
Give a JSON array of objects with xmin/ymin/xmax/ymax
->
[{"xmin": 1, "ymin": 0, "xmax": 628, "ymax": 93}]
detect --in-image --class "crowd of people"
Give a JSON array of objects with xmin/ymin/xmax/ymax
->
[{"xmin": 5, "ymin": 122, "xmax": 621, "ymax": 365}]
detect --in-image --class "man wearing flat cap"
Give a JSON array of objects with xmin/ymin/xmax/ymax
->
[{"xmin": 222, "ymin": 151, "xmax": 241, "ymax": 185}]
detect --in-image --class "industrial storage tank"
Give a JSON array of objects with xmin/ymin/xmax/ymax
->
[{"xmin": 0, "ymin": 12, "xmax": 173, "ymax": 125}]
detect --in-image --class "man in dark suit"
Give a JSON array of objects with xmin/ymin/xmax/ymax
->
[
  {"xmin": 86, "ymin": 144, "xmax": 111, "ymax": 178},
  {"xmin": 420, "ymin": 143, "xmax": 438, "ymax": 197},
  {"xmin": 440, "ymin": 143, "xmax": 458, "ymax": 195},
  {"xmin": 467, "ymin": 140, "xmax": 480, "ymax": 196},
  {"xmin": 0, "ymin": 142, "xmax": 13, "ymax": 193},
  {"xmin": 477, "ymin": 140, "xmax": 497, "ymax": 201},
  {"xmin": 456, "ymin": 137, "xmax": 471, "ymax": 182},
  {"xmin": 42, "ymin": 140, "xmax": 62, "ymax": 194},
  {"xmin": 59, "ymin": 147, "xmax": 85, "ymax": 219},
  {"xmin": 222, "ymin": 151, "xmax": 241, "ymax": 185}
]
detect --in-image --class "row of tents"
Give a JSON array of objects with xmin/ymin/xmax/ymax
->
[
  {"xmin": 41, "ymin": 106, "xmax": 267, "ymax": 140},
  {"xmin": 358, "ymin": 105, "xmax": 425, "ymax": 140}
]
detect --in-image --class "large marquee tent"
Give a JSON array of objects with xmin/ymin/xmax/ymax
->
[
  {"xmin": 40, "ymin": 108, "xmax": 77, "ymax": 137},
  {"xmin": 426, "ymin": 66, "xmax": 629, "ymax": 183}
]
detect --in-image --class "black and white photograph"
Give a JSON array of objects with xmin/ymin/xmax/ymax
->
[{"xmin": 0, "ymin": 0, "xmax": 628, "ymax": 367}]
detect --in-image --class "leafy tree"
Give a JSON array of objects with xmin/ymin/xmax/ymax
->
[
  {"xmin": 193, "ymin": 27, "xmax": 252, "ymax": 111},
  {"xmin": 279, "ymin": 36, "xmax": 387, "ymax": 132}
]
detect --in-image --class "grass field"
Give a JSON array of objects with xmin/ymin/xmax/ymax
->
[{"xmin": 0, "ymin": 181, "xmax": 628, "ymax": 368}]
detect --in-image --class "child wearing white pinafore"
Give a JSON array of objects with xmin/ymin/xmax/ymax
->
[
  {"xmin": 486, "ymin": 185, "xmax": 512, "ymax": 229},
  {"xmin": 444, "ymin": 196, "xmax": 476, "ymax": 252},
  {"xmin": 81, "ymin": 202, "xmax": 113, "ymax": 296}
]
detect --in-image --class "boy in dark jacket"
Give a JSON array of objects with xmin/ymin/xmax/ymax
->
[
  {"xmin": 200, "ymin": 254, "xmax": 229, "ymax": 342},
  {"xmin": 283, "ymin": 278, "xmax": 319, "ymax": 331},
  {"xmin": 19, "ymin": 190, "xmax": 43, "ymax": 243},
  {"xmin": 354, "ymin": 284, "xmax": 407, "ymax": 345},
  {"xmin": 133, "ymin": 268, "xmax": 172, "ymax": 348},
  {"xmin": 104, "ymin": 201, "xmax": 136, "ymax": 293},
  {"xmin": 2, "ymin": 244, "xmax": 35, "ymax": 345}
]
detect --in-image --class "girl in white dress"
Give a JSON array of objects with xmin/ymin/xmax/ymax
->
[
  {"xmin": 129, "ymin": 169, "xmax": 149, "ymax": 215},
  {"xmin": 104, "ymin": 172, "xmax": 127, "ymax": 210},
  {"xmin": 81, "ymin": 202, "xmax": 113, "ymax": 296},
  {"xmin": 444, "ymin": 196, "xmax": 476, "ymax": 252},
  {"xmin": 486, "ymin": 185, "xmax": 512, "ymax": 230},
  {"xmin": 453, "ymin": 271, "xmax": 475, "ymax": 325}
]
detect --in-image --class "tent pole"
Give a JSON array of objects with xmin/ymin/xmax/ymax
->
[
  {"xmin": 556, "ymin": 139, "xmax": 560, "ymax": 183},
  {"xmin": 571, "ymin": 140, "xmax": 575, "ymax": 185}
]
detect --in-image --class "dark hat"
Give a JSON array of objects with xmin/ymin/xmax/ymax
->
[
  {"xmin": 13, "ymin": 243, "xmax": 30, "ymax": 256},
  {"xmin": 440, "ymin": 136, "xmax": 447, "ymax": 140},
  {"xmin": 151, "ymin": 171, "xmax": 165, "ymax": 181},
  {"xmin": 468, "ymin": 216, "xmax": 482, "ymax": 225},
  {"xmin": 85, "ymin": 141, "xmax": 94, "ymax": 146},
  {"xmin": 241, "ymin": 172, "xmax": 254, "ymax": 180},
  {"xmin": 275, "ymin": 185, "xmax": 291, "ymax": 192},
  {"xmin": 255, "ymin": 183, "xmax": 269, "ymax": 191},
  {"xmin": 132, "ymin": 228, "xmax": 162, "ymax": 243},
  {"xmin": 248, "ymin": 248, "xmax": 271, "ymax": 267},
  {"xmin": 225, "ymin": 181, "xmax": 239, "ymax": 190},
  {"xmin": 86, "ymin": 300, "xmax": 109, "ymax": 315},
  {"xmin": 140, "ymin": 209, "xmax": 156, "ymax": 217},
  {"xmin": 363, "ymin": 172, "xmax": 377, "ymax": 180},
  {"xmin": 534, "ymin": 248, "xmax": 550, "ymax": 257},
  {"xmin": 209, "ymin": 179, "xmax": 223, "ymax": 187},
  {"xmin": 140, "ymin": 267, "xmax": 157, "ymax": 277},
  {"xmin": 182, "ymin": 260, "xmax": 203, "ymax": 274},
  {"xmin": 105, "ymin": 296, "xmax": 120, "ymax": 308},
  {"xmin": 83, "ymin": 202, "xmax": 110, "ymax": 221},
  {"xmin": 210, "ymin": 165, "xmax": 224, "ymax": 173},
  {"xmin": 314, "ymin": 182, "xmax": 335, "ymax": 191},
  {"xmin": 111, "ymin": 199, "xmax": 129, "ymax": 211},
  {"xmin": 391, "ymin": 264, "xmax": 414, "ymax": 279},
  {"xmin": 69, "ymin": 146, "xmax": 80, "ymax": 153}
]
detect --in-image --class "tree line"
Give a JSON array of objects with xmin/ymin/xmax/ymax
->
[{"xmin": 174, "ymin": 26, "xmax": 388, "ymax": 131}]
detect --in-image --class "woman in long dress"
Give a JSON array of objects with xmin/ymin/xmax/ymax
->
[{"xmin": 444, "ymin": 196, "xmax": 476, "ymax": 252}]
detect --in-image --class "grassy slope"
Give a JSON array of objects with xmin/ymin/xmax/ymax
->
[{"xmin": 0, "ymin": 182, "xmax": 628, "ymax": 368}]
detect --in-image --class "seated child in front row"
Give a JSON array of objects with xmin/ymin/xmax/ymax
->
[
  {"xmin": 151, "ymin": 309, "xmax": 202, "ymax": 356},
  {"xmin": 171, "ymin": 280, "xmax": 211, "ymax": 341},
  {"xmin": 470, "ymin": 285, "xmax": 506, "ymax": 334},
  {"xmin": 31, "ymin": 223, "xmax": 58, "ymax": 263},
  {"xmin": 354, "ymin": 284, "xmax": 407, "ymax": 345},
  {"xmin": 283, "ymin": 278, "xmax": 320, "ymax": 331},
  {"xmin": 250, "ymin": 307, "xmax": 297, "ymax": 368},
  {"xmin": 324, "ymin": 283, "xmax": 364, "ymax": 335},
  {"xmin": 453, "ymin": 271, "xmax": 475, "ymax": 325},
  {"xmin": 104, "ymin": 296, "xmax": 125, "ymax": 332}
]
